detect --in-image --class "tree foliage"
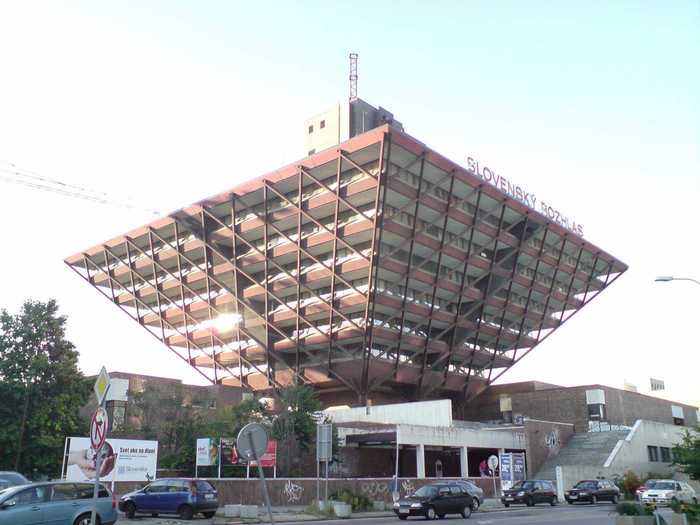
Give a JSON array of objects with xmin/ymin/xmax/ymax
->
[
  {"xmin": 673, "ymin": 426, "xmax": 700, "ymax": 481},
  {"xmin": 271, "ymin": 385, "xmax": 322, "ymax": 476},
  {"xmin": 0, "ymin": 299, "xmax": 90, "ymax": 478}
]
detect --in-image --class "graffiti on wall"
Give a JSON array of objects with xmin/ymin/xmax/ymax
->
[
  {"xmin": 283, "ymin": 480, "xmax": 303, "ymax": 503},
  {"xmin": 401, "ymin": 479, "xmax": 415, "ymax": 496},
  {"xmin": 361, "ymin": 481, "xmax": 388, "ymax": 498},
  {"xmin": 544, "ymin": 428, "xmax": 561, "ymax": 457}
]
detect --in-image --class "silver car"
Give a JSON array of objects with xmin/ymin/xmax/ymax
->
[
  {"xmin": 449, "ymin": 480, "xmax": 485, "ymax": 511},
  {"xmin": 641, "ymin": 480, "xmax": 697, "ymax": 506},
  {"xmin": 0, "ymin": 481, "xmax": 117, "ymax": 525}
]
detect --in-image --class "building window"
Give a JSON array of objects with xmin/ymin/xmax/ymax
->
[
  {"xmin": 308, "ymin": 125, "xmax": 313, "ymax": 134},
  {"xmin": 647, "ymin": 446, "xmax": 659, "ymax": 462},
  {"xmin": 671, "ymin": 405, "xmax": 684, "ymax": 426},
  {"xmin": 320, "ymin": 120, "xmax": 325, "ymax": 129},
  {"xmin": 587, "ymin": 403, "xmax": 607, "ymax": 421},
  {"xmin": 660, "ymin": 447, "xmax": 671, "ymax": 462}
]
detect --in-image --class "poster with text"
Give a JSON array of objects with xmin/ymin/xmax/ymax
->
[
  {"xmin": 65, "ymin": 437, "xmax": 157, "ymax": 482},
  {"xmin": 196, "ymin": 438, "xmax": 219, "ymax": 467}
]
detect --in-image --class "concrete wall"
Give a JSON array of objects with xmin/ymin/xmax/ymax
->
[
  {"xmin": 112, "ymin": 477, "xmax": 500, "ymax": 506},
  {"xmin": 605, "ymin": 420, "xmax": 690, "ymax": 475},
  {"xmin": 523, "ymin": 419, "xmax": 575, "ymax": 478},
  {"xmin": 327, "ymin": 399, "xmax": 453, "ymax": 427},
  {"xmin": 552, "ymin": 421, "xmax": 699, "ymax": 493}
]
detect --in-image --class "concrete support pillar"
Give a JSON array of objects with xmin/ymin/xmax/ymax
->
[
  {"xmin": 416, "ymin": 444, "xmax": 425, "ymax": 479},
  {"xmin": 460, "ymin": 447, "xmax": 469, "ymax": 478}
]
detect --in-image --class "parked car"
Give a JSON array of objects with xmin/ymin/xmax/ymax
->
[
  {"xmin": 0, "ymin": 481, "xmax": 117, "ymax": 525},
  {"xmin": 448, "ymin": 480, "xmax": 484, "ymax": 511},
  {"xmin": 635, "ymin": 479, "xmax": 660, "ymax": 501},
  {"xmin": 119, "ymin": 478, "xmax": 218, "ymax": 520},
  {"xmin": 640, "ymin": 480, "xmax": 697, "ymax": 506},
  {"xmin": 565, "ymin": 479, "xmax": 620, "ymax": 504},
  {"xmin": 393, "ymin": 482, "xmax": 473, "ymax": 520},
  {"xmin": 501, "ymin": 480, "xmax": 557, "ymax": 507},
  {"xmin": 0, "ymin": 473, "xmax": 30, "ymax": 492}
]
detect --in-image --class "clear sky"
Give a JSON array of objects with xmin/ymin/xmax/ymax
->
[{"xmin": 1, "ymin": 1, "xmax": 698, "ymax": 404}]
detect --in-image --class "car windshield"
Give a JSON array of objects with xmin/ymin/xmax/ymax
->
[
  {"xmin": 512, "ymin": 481, "xmax": 535, "ymax": 490},
  {"xmin": 653, "ymin": 482, "xmax": 676, "ymax": 491},
  {"xmin": 413, "ymin": 486, "xmax": 438, "ymax": 498},
  {"xmin": 574, "ymin": 481, "xmax": 597, "ymax": 490}
]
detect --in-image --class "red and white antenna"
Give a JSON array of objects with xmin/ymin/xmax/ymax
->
[{"xmin": 349, "ymin": 53, "xmax": 358, "ymax": 101}]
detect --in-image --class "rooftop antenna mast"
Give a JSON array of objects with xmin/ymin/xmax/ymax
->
[{"xmin": 349, "ymin": 53, "xmax": 358, "ymax": 101}]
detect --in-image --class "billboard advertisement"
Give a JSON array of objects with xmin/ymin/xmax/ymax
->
[
  {"xmin": 65, "ymin": 437, "xmax": 157, "ymax": 482},
  {"xmin": 205, "ymin": 438, "xmax": 277, "ymax": 467},
  {"xmin": 196, "ymin": 438, "xmax": 219, "ymax": 467}
]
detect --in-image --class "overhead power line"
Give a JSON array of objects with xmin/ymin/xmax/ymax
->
[{"xmin": 0, "ymin": 162, "xmax": 161, "ymax": 216}]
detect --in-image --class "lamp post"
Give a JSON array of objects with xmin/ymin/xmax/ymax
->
[{"xmin": 655, "ymin": 276, "xmax": 700, "ymax": 286}]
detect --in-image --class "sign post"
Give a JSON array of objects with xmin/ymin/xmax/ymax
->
[
  {"xmin": 90, "ymin": 367, "xmax": 110, "ymax": 525},
  {"xmin": 237, "ymin": 423, "xmax": 274, "ymax": 525}
]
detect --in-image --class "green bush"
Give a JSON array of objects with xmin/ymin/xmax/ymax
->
[
  {"xmin": 330, "ymin": 489, "xmax": 372, "ymax": 512},
  {"xmin": 615, "ymin": 502, "xmax": 652, "ymax": 516}
]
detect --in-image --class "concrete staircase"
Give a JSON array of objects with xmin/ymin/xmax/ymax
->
[{"xmin": 535, "ymin": 430, "xmax": 629, "ymax": 481}]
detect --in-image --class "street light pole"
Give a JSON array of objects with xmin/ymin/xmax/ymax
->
[{"xmin": 655, "ymin": 276, "xmax": 700, "ymax": 286}]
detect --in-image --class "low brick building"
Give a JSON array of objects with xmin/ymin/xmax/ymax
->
[
  {"xmin": 463, "ymin": 381, "xmax": 699, "ymax": 432},
  {"xmin": 81, "ymin": 371, "xmax": 243, "ymax": 431}
]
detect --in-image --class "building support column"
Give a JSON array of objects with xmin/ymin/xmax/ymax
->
[
  {"xmin": 416, "ymin": 444, "xmax": 425, "ymax": 479},
  {"xmin": 460, "ymin": 446, "xmax": 469, "ymax": 478}
]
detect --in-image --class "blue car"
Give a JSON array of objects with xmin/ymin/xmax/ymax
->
[
  {"xmin": 0, "ymin": 481, "xmax": 117, "ymax": 525},
  {"xmin": 0, "ymin": 473, "xmax": 30, "ymax": 492},
  {"xmin": 119, "ymin": 478, "xmax": 218, "ymax": 520}
]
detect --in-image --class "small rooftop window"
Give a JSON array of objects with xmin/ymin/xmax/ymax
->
[{"xmin": 308, "ymin": 125, "xmax": 313, "ymax": 134}]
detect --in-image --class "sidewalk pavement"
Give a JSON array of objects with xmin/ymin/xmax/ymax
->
[{"xmin": 213, "ymin": 498, "xmax": 509, "ymax": 524}]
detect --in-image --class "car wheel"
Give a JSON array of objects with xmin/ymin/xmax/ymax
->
[
  {"xmin": 124, "ymin": 501, "xmax": 136, "ymax": 520},
  {"xmin": 671, "ymin": 497, "xmax": 678, "ymax": 505},
  {"xmin": 526, "ymin": 497, "xmax": 534, "ymax": 507},
  {"xmin": 471, "ymin": 498, "xmax": 480, "ymax": 512},
  {"xmin": 612, "ymin": 495, "xmax": 618, "ymax": 504},
  {"xmin": 461, "ymin": 505, "xmax": 472, "ymax": 519},
  {"xmin": 399, "ymin": 516, "xmax": 408, "ymax": 521},
  {"xmin": 437, "ymin": 513, "xmax": 446, "ymax": 519},
  {"xmin": 203, "ymin": 511, "xmax": 216, "ymax": 518},
  {"xmin": 74, "ymin": 514, "xmax": 100, "ymax": 525},
  {"xmin": 504, "ymin": 502, "xmax": 510, "ymax": 508},
  {"xmin": 591, "ymin": 495, "xmax": 597, "ymax": 505},
  {"xmin": 550, "ymin": 497, "xmax": 557, "ymax": 506},
  {"xmin": 693, "ymin": 497, "xmax": 698, "ymax": 505},
  {"xmin": 425, "ymin": 506, "xmax": 436, "ymax": 520},
  {"xmin": 151, "ymin": 513, "xmax": 158, "ymax": 517},
  {"xmin": 179, "ymin": 504, "xmax": 194, "ymax": 520}
]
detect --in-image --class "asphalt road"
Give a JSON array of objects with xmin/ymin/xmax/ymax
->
[{"xmin": 116, "ymin": 503, "xmax": 618, "ymax": 525}]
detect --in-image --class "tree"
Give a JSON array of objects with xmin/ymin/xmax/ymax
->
[
  {"xmin": 125, "ymin": 382, "xmax": 207, "ymax": 472},
  {"xmin": 673, "ymin": 426, "xmax": 700, "ymax": 481},
  {"xmin": 271, "ymin": 385, "xmax": 322, "ymax": 477},
  {"xmin": 0, "ymin": 299, "xmax": 91, "ymax": 478}
]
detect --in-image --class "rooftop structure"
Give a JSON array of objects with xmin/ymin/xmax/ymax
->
[{"xmin": 65, "ymin": 122, "xmax": 627, "ymax": 405}]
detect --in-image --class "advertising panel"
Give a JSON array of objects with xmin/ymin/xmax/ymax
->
[
  {"xmin": 216, "ymin": 438, "xmax": 277, "ymax": 467},
  {"xmin": 220, "ymin": 438, "xmax": 238, "ymax": 466},
  {"xmin": 512, "ymin": 452, "xmax": 526, "ymax": 482},
  {"xmin": 65, "ymin": 437, "xmax": 157, "ymax": 483},
  {"xmin": 249, "ymin": 440, "xmax": 277, "ymax": 468},
  {"xmin": 196, "ymin": 438, "xmax": 219, "ymax": 467}
]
